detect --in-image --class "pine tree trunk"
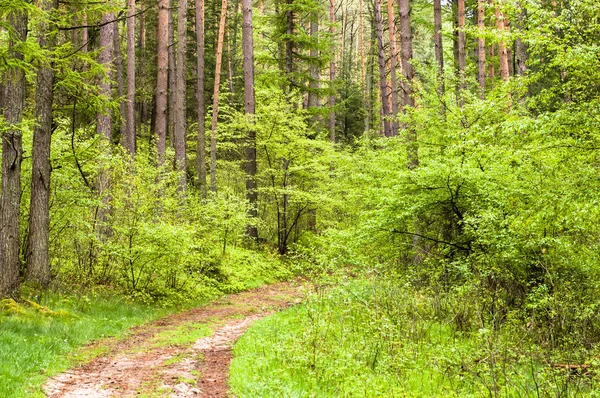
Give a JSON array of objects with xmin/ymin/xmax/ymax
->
[
  {"xmin": 125, "ymin": 0, "xmax": 136, "ymax": 154},
  {"xmin": 196, "ymin": 0, "xmax": 207, "ymax": 193},
  {"xmin": 478, "ymin": 0, "xmax": 486, "ymax": 96},
  {"xmin": 210, "ymin": 0, "xmax": 229, "ymax": 192},
  {"xmin": 98, "ymin": 13, "xmax": 115, "ymax": 142},
  {"xmin": 168, "ymin": 1, "xmax": 176, "ymax": 145},
  {"xmin": 398, "ymin": 0, "xmax": 417, "ymax": 168},
  {"xmin": 26, "ymin": 0, "xmax": 57, "ymax": 288},
  {"xmin": 514, "ymin": 2, "xmax": 527, "ymax": 76},
  {"xmin": 329, "ymin": 0, "xmax": 336, "ymax": 142},
  {"xmin": 175, "ymin": 0, "xmax": 188, "ymax": 192},
  {"xmin": 433, "ymin": 0, "xmax": 445, "ymax": 98},
  {"xmin": 495, "ymin": 1, "xmax": 510, "ymax": 81},
  {"xmin": 359, "ymin": 0, "xmax": 367, "ymax": 131},
  {"xmin": 113, "ymin": 23, "xmax": 126, "ymax": 142},
  {"xmin": 457, "ymin": 0, "xmax": 467, "ymax": 94},
  {"xmin": 156, "ymin": 0, "xmax": 169, "ymax": 162},
  {"xmin": 0, "ymin": 11, "xmax": 27, "ymax": 298},
  {"xmin": 374, "ymin": 0, "xmax": 391, "ymax": 137},
  {"xmin": 242, "ymin": 0, "xmax": 258, "ymax": 239},
  {"xmin": 386, "ymin": 0, "xmax": 399, "ymax": 136}
]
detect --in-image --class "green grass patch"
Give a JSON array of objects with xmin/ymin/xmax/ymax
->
[
  {"xmin": 230, "ymin": 279, "xmax": 600, "ymax": 397},
  {"xmin": 0, "ymin": 292, "xmax": 170, "ymax": 398},
  {"xmin": 151, "ymin": 322, "xmax": 213, "ymax": 348}
]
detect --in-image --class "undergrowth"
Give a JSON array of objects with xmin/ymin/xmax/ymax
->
[{"xmin": 230, "ymin": 277, "xmax": 600, "ymax": 397}]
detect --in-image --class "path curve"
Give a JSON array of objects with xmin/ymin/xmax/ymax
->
[{"xmin": 43, "ymin": 281, "xmax": 305, "ymax": 398}]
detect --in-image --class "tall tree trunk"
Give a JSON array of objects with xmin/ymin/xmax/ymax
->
[
  {"xmin": 386, "ymin": 0, "xmax": 399, "ymax": 136},
  {"xmin": 0, "ymin": 11, "xmax": 27, "ymax": 298},
  {"xmin": 514, "ymin": 2, "xmax": 527, "ymax": 76},
  {"xmin": 398, "ymin": 0, "xmax": 417, "ymax": 168},
  {"xmin": 359, "ymin": 0, "xmax": 367, "ymax": 131},
  {"xmin": 374, "ymin": 0, "xmax": 391, "ymax": 137},
  {"xmin": 82, "ymin": 13, "xmax": 89, "ymax": 52},
  {"xmin": 495, "ymin": 0, "xmax": 509, "ymax": 81},
  {"xmin": 156, "ymin": 0, "xmax": 169, "ymax": 162},
  {"xmin": 168, "ymin": 0, "xmax": 176, "ymax": 145},
  {"xmin": 210, "ymin": 0, "xmax": 228, "ymax": 192},
  {"xmin": 433, "ymin": 0, "xmax": 445, "ymax": 98},
  {"xmin": 457, "ymin": 0, "xmax": 467, "ymax": 94},
  {"xmin": 329, "ymin": 0, "xmax": 336, "ymax": 142},
  {"xmin": 113, "ymin": 22, "xmax": 126, "ymax": 142},
  {"xmin": 98, "ymin": 14, "xmax": 115, "ymax": 141},
  {"xmin": 488, "ymin": 43, "xmax": 495, "ymax": 78},
  {"xmin": 242, "ymin": 0, "xmax": 258, "ymax": 239},
  {"xmin": 97, "ymin": 13, "xmax": 115, "ymax": 232},
  {"xmin": 477, "ymin": 0, "xmax": 486, "ymax": 96},
  {"xmin": 196, "ymin": 0, "xmax": 207, "ymax": 193},
  {"xmin": 26, "ymin": 0, "xmax": 58, "ymax": 288},
  {"xmin": 175, "ymin": 0, "xmax": 188, "ymax": 191},
  {"xmin": 285, "ymin": 0, "xmax": 294, "ymax": 78},
  {"xmin": 308, "ymin": 18, "xmax": 319, "ymax": 116},
  {"xmin": 125, "ymin": 0, "xmax": 136, "ymax": 154}
]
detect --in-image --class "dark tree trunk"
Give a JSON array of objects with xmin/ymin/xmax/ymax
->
[
  {"xmin": 210, "ymin": 0, "xmax": 229, "ymax": 192},
  {"xmin": 478, "ymin": 0, "xmax": 486, "ymax": 96},
  {"xmin": 156, "ymin": 0, "xmax": 169, "ymax": 162},
  {"xmin": 0, "ymin": 11, "xmax": 27, "ymax": 298},
  {"xmin": 196, "ymin": 0, "xmax": 207, "ymax": 193},
  {"xmin": 175, "ymin": 0, "xmax": 188, "ymax": 192},
  {"xmin": 433, "ymin": 0, "xmax": 445, "ymax": 98},
  {"xmin": 125, "ymin": 0, "xmax": 136, "ymax": 154},
  {"xmin": 168, "ymin": 0, "xmax": 176, "ymax": 146},
  {"xmin": 374, "ymin": 0, "xmax": 391, "ymax": 137},
  {"xmin": 26, "ymin": 0, "xmax": 58, "ymax": 288},
  {"xmin": 398, "ymin": 0, "xmax": 417, "ymax": 168},
  {"xmin": 242, "ymin": 0, "xmax": 258, "ymax": 239}
]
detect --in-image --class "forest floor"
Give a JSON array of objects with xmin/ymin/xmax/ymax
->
[{"xmin": 42, "ymin": 281, "xmax": 306, "ymax": 398}]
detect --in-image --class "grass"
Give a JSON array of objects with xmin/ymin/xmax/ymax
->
[
  {"xmin": 150, "ymin": 321, "xmax": 213, "ymax": 348},
  {"xmin": 229, "ymin": 278, "xmax": 600, "ymax": 397},
  {"xmin": 0, "ymin": 292, "xmax": 171, "ymax": 398}
]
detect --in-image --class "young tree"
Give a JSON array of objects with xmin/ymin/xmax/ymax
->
[
  {"xmin": 175, "ymin": 0, "xmax": 188, "ymax": 191},
  {"xmin": 210, "ymin": 0, "xmax": 229, "ymax": 192},
  {"xmin": 26, "ymin": 0, "xmax": 58, "ymax": 287},
  {"xmin": 0, "ymin": 9, "xmax": 27, "ymax": 297},
  {"xmin": 196, "ymin": 0, "xmax": 207, "ymax": 192},
  {"xmin": 242, "ymin": 0, "xmax": 258, "ymax": 238}
]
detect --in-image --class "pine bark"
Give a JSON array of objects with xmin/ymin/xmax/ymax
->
[
  {"xmin": 433, "ymin": 0, "xmax": 445, "ymax": 98},
  {"xmin": 168, "ymin": 1, "xmax": 176, "ymax": 144},
  {"xmin": 478, "ymin": 0, "xmax": 486, "ymax": 96},
  {"xmin": 457, "ymin": 0, "xmax": 467, "ymax": 93},
  {"xmin": 0, "ymin": 11, "xmax": 27, "ymax": 298},
  {"xmin": 210, "ymin": 0, "xmax": 229, "ymax": 192},
  {"xmin": 495, "ymin": 1, "xmax": 510, "ymax": 81},
  {"xmin": 374, "ymin": 0, "xmax": 391, "ymax": 137},
  {"xmin": 398, "ymin": 0, "xmax": 417, "ymax": 168},
  {"xmin": 26, "ymin": 0, "xmax": 58, "ymax": 288},
  {"xmin": 329, "ymin": 0, "xmax": 336, "ymax": 142},
  {"xmin": 175, "ymin": 0, "xmax": 188, "ymax": 191},
  {"xmin": 97, "ymin": 13, "xmax": 115, "ymax": 141},
  {"xmin": 114, "ymin": 22, "xmax": 126, "ymax": 141},
  {"xmin": 386, "ymin": 0, "xmax": 399, "ymax": 136},
  {"xmin": 242, "ymin": 0, "xmax": 258, "ymax": 239},
  {"xmin": 156, "ymin": 0, "xmax": 169, "ymax": 161},
  {"xmin": 125, "ymin": 0, "xmax": 136, "ymax": 154},
  {"xmin": 196, "ymin": 0, "xmax": 207, "ymax": 193}
]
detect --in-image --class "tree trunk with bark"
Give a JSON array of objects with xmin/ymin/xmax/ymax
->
[
  {"xmin": 374, "ymin": 0, "xmax": 391, "ymax": 137},
  {"xmin": 242, "ymin": 0, "xmax": 258, "ymax": 239},
  {"xmin": 114, "ymin": 22, "xmax": 126, "ymax": 141},
  {"xmin": 125, "ymin": 0, "xmax": 136, "ymax": 154},
  {"xmin": 433, "ymin": 0, "xmax": 445, "ymax": 98},
  {"xmin": 0, "ymin": 11, "xmax": 27, "ymax": 298},
  {"xmin": 329, "ymin": 0, "xmax": 336, "ymax": 142},
  {"xmin": 398, "ymin": 0, "xmax": 417, "ymax": 168},
  {"xmin": 495, "ymin": 0, "xmax": 510, "ymax": 81},
  {"xmin": 386, "ymin": 0, "xmax": 399, "ymax": 136},
  {"xmin": 457, "ymin": 0, "xmax": 467, "ymax": 94},
  {"xmin": 478, "ymin": 0, "xmax": 486, "ymax": 96},
  {"xmin": 175, "ymin": 0, "xmax": 188, "ymax": 192},
  {"xmin": 210, "ymin": 0, "xmax": 229, "ymax": 192},
  {"xmin": 26, "ymin": 0, "xmax": 58, "ymax": 288},
  {"xmin": 196, "ymin": 0, "xmax": 207, "ymax": 193},
  {"xmin": 156, "ymin": 0, "xmax": 169, "ymax": 162},
  {"xmin": 168, "ymin": 1, "xmax": 176, "ymax": 145}
]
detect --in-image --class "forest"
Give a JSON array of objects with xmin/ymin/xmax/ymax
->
[{"xmin": 0, "ymin": 0, "xmax": 599, "ymax": 394}]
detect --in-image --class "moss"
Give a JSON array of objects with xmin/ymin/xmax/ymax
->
[{"xmin": 0, "ymin": 298, "xmax": 25, "ymax": 316}]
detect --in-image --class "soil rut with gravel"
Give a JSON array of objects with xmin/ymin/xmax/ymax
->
[{"xmin": 43, "ymin": 281, "xmax": 305, "ymax": 398}]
